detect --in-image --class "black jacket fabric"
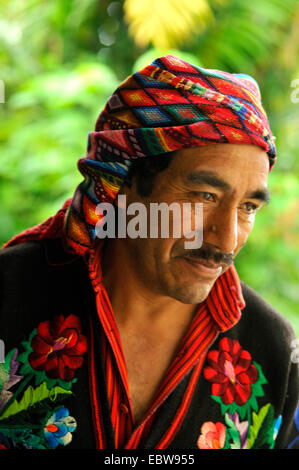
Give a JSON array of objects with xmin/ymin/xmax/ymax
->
[{"xmin": 0, "ymin": 238, "xmax": 298, "ymax": 450}]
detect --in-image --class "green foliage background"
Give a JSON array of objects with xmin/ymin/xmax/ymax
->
[{"xmin": 0, "ymin": 0, "xmax": 298, "ymax": 334}]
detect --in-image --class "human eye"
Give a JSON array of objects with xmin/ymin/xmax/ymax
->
[
  {"xmin": 189, "ymin": 191, "xmax": 216, "ymax": 202},
  {"xmin": 241, "ymin": 202, "xmax": 259, "ymax": 214}
]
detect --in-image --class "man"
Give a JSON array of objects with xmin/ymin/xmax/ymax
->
[{"xmin": 0, "ymin": 55, "xmax": 298, "ymax": 450}]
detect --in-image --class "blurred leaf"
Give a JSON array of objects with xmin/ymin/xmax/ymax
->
[{"xmin": 124, "ymin": 0, "xmax": 213, "ymax": 48}]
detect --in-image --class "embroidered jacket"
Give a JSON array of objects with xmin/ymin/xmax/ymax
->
[{"xmin": 0, "ymin": 238, "xmax": 298, "ymax": 450}]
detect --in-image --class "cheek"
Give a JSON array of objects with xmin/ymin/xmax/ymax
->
[
  {"xmin": 236, "ymin": 218, "xmax": 255, "ymax": 251},
  {"xmin": 154, "ymin": 236, "xmax": 178, "ymax": 266},
  {"xmin": 134, "ymin": 234, "xmax": 175, "ymax": 272}
]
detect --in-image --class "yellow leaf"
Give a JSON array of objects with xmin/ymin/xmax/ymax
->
[{"xmin": 124, "ymin": 0, "xmax": 213, "ymax": 48}]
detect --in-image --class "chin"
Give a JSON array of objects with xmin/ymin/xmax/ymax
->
[{"xmin": 168, "ymin": 282, "xmax": 213, "ymax": 305}]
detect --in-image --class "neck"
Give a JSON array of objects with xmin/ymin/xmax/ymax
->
[{"xmin": 100, "ymin": 239, "xmax": 196, "ymax": 329}]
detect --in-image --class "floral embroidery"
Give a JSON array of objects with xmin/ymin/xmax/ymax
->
[
  {"xmin": 44, "ymin": 408, "xmax": 77, "ymax": 449},
  {"xmin": 199, "ymin": 337, "xmax": 282, "ymax": 449},
  {"xmin": 0, "ymin": 315, "xmax": 87, "ymax": 449},
  {"xmin": 203, "ymin": 337, "xmax": 258, "ymax": 405},
  {"xmin": 227, "ymin": 412, "xmax": 248, "ymax": 448},
  {"xmin": 197, "ymin": 422, "xmax": 226, "ymax": 449},
  {"xmin": 28, "ymin": 314, "xmax": 87, "ymax": 382}
]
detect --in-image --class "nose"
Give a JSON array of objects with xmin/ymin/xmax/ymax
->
[{"xmin": 204, "ymin": 206, "xmax": 238, "ymax": 254}]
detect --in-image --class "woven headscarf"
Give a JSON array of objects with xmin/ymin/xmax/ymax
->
[{"xmin": 3, "ymin": 55, "xmax": 276, "ymax": 256}]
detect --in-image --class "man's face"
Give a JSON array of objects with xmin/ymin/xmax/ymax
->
[{"xmin": 118, "ymin": 143, "xmax": 270, "ymax": 304}]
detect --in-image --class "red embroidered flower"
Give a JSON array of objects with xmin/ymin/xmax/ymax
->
[
  {"xmin": 28, "ymin": 314, "xmax": 88, "ymax": 381},
  {"xmin": 203, "ymin": 337, "xmax": 258, "ymax": 405},
  {"xmin": 197, "ymin": 422, "xmax": 226, "ymax": 449}
]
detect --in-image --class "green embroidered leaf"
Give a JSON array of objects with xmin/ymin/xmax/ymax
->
[
  {"xmin": 254, "ymin": 404, "xmax": 275, "ymax": 448},
  {"xmin": 253, "ymin": 362, "xmax": 268, "ymax": 387},
  {"xmin": 237, "ymin": 402, "xmax": 250, "ymax": 421},
  {"xmin": 16, "ymin": 352, "xmax": 30, "ymax": 364},
  {"xmin": 211, "ymin": 396, "xmax": 249, "ymax": 422},
  {"xmin": 0, "ymin": 426, "xmax": 46, "ymax": 449},
  {"xmin": 247, "ymin": 403, "xmax": 274, "ymax": 449},
  {"xmin": 0, "ymin": 382, "xmax": 72, "ymax": 421},
  {"xmin": 23, "ymin": 433, "xmax": 47, "ymax": 449},
  {"xmin": 252, "ymin": 383, "xmax": 264, "ymax": 397},
  {"xmin": 211, "ymin": 395, "xmax": 222, "ymax": 406}
]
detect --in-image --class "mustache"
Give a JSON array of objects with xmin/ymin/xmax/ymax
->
[{"xmin": 180, "ymin": 244, "xmax": 234, "ymax": 267}]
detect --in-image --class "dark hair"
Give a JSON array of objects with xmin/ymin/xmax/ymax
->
[{"xmin": 125, "ymin": 151, "xmax": 176, "ymax": 197}]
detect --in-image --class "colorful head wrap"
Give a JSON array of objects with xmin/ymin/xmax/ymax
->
[{"xmin": 3, "ymin": 55, "xmax": 276, "ymax": 256}]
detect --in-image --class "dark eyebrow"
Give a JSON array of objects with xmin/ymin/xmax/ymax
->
[
  {"xmin": 186, "ymin": 170, "xmax": 270, "ymax": 204},
  {"xmin": 247, "ymin": 188, "xmax": 270, "ymax": 204},
  {"xmin": 186, "ymin": 171, "xmax": 231, "ymax": 191}
]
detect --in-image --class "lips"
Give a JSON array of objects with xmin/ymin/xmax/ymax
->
[
  {"xmin": 182, "ymin": 256, "xmax": 223, "ymax": 278},
  {"xmin": 187, "ymin": 257, "xmax": 221, "ymax": 269}
]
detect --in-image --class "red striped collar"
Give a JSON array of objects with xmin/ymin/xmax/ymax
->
[{"xmin": 207, "ymin": 263, "xmax": 245, "ymax": 331}]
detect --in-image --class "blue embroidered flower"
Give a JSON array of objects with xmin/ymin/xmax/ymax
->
[
  {"xmin": 44, "ymin": 408, "xmax": 76, "ymax": 449},
  {"xmin": 273, "ymin": 415, "xmax": 282, "ymax": 441},
  {"xmin": 287, "ymin": 405, "xmax": 299, "ymax": 449}
]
